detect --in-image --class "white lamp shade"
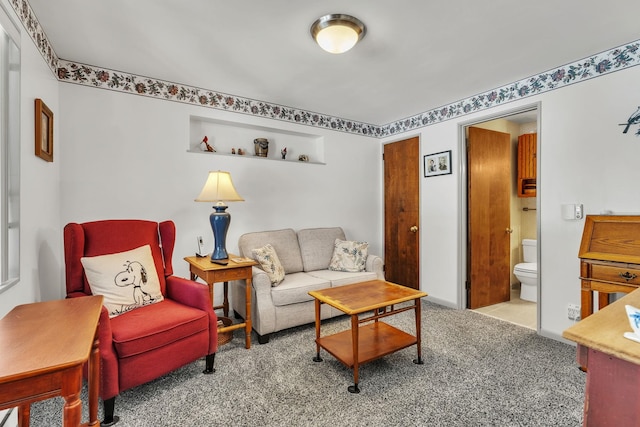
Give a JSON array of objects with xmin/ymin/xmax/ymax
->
[
  {"xmin": 316, "ymin": 25, "xmax": 359, "ymax": 54},
  {"xmin": 195, "ymin": 171, "xmax": 244, "ymax": 202}
]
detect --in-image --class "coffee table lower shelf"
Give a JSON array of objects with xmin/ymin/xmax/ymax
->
[{"xmin": 316, "ymin": 322, "xmax": 417, "ymax": 367}]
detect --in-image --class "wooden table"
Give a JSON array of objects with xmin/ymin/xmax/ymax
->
[
  {"xmin": 184, "ymin": 255, "xmax": 257, "ymax": 349},
  {"xmin": 563, "ymin": 288, "xmax": 640, "ymax": 425},
  {"xmin": 0, "ymin": 296, "xmax": 103, "ymax": 427},
  {"xmin": 309, "ymin": 280, "xmax": 427, "ymax": 393}
]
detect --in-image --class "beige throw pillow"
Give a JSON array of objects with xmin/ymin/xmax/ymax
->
[
  {"xmin": 252, "ymin": 244, "xmax": 285, "ymax": 286},
  {"xmin": 328, "ymin": 239, "xmax": 368, "ymax": 272},
  {"xmin": 81, "ymin": 245, "xmax": 164, "ymax": 317}
]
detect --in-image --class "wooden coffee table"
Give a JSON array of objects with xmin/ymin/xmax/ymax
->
[{"xmin": 309, "ymin": 280, "xmax": 427, "ymax": 393}]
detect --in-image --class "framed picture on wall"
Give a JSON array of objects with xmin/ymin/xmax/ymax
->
[
  {"xmin": 424, "ymin": 150, "xmax": 451, "ymax": 177},
  {"xmin": 35, "ymin": 98, "xmax": 54, "ymax": 162}
]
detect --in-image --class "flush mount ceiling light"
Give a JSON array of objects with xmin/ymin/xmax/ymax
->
[{"xmin": 310, "ymin": 14, "xmax": 366, "ymax": 54}]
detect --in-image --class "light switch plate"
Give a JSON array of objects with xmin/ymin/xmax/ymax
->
[{"xmin": 562, "ymin": 203, "xmax": 584, "ymax": 220}]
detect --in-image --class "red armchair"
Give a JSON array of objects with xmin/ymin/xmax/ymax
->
[{"xmin": 64, "ymin": 219, "xmax": 217, "ymax": 426}]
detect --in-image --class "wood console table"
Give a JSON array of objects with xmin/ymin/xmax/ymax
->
[
  {"xmin": 184, "ymin": 255, "xmax": 257, "ymax": 349},
  {"xmin": 0, "ymin": 295, "xmax": 103, "ymax": 427},
  {"xmin": 579, "ymin": 215, "xmax": 640, "ymax": 320},
  {"xmin": 563, "ymin": 288, "xmax": 640, "ymax": 425}
]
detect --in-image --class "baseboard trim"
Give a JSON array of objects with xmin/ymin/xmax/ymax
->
[
  {"xmin": 424, "ymin": 295, "xmax": 458, "ymax": 309},
  {"xmin": 539, "ymin": 328, "xmax": 576, "ymax": 346}
]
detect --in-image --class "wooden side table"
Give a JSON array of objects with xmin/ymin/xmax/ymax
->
[
  {"xmin": 0, "ymin": 295, "xmax": 103, "ymax": 427},
  {"xmin": 184, "ymin": 255, "xmax": 257, "ymax": 349}
]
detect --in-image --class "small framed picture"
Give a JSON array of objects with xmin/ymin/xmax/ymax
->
[
  {"xmin": 35, "ymin": 98, "xmax": 54, "ymax": 162},
  {"xmin": 424, "ymin": 150, "xmax": 452, "ymax": 177}
]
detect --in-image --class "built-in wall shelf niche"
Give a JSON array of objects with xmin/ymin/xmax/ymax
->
[{"xmin": 188, "ymin": 116, "xmax": 326, "ymax": 165}]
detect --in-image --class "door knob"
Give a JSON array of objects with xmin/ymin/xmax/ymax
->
[
  {"xmin": 506, "ymin": 228, "xmax": 513, "ymax": 234},
  {"xmin": 410, "ymin": 226, "xmax": 418, "ymax": 233}
]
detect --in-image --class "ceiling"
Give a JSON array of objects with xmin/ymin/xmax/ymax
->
[{"xmin": 27, "ymin": 0, "xmax": 640, "ymax": 126}]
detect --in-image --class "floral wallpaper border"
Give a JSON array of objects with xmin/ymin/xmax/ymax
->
[
  {"xmin": 9, "ymin": 0, "xmax": 57, "ymax": 74},
  {"xmin": 9, "ymin": 0, "xmax": 640, "ymax": 139},
  {"xmin": 382, "ymin": 41, "xmax": 640, "ymax": 136},
  {"xmin": 55, "ymin": 59, "xmax": 381, "ymax": 137}
]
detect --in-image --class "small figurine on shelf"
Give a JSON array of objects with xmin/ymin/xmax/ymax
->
[
  {"xmin": 238, "ymin": 148, "xmax": 245, "ymax": 155},
  {"xmin": 281, "ymin": 147, "xmax": 287, "ymax": 160},
  {"xmin": 231, "ymin": 148, "xmax": 236, "ymax": 154},
  {"xmin": 201, "ymin": 136, "xmax": 215, "ymax": 152}
]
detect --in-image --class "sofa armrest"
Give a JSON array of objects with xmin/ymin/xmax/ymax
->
[
  {"xmin": 166, "ymin": 275, "xmax": 212, "ymax": 312},
  {"xmin": 230, "ymin": 266, "xmax": 277, "ymax": 336},
  {"xmin": 366, "ymin": 254, "xmax": 385, "ymax": 280},
  {"xmin": 251, "ymin": 266, "xmax": 273, "ymax": 295},
  {"xmin": 96, "ymin": 306, "xmax": 120, "ymax": 400},
  {"xmin": 166, "ymin": 275, "xmax": 218, "ymax": 354}
]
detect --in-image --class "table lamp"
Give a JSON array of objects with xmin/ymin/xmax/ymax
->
[{"xmin": 195, "ymin": 171, "xmax": 244, "ymax": 264}]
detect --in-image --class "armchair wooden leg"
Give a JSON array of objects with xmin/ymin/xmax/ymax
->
[
  {"xmin": 102, "ymin": 397, "xmax": 120, "ymax": 426},
  {"xmin": 204, "ymin": 353, "xmax": 216, "ymax": 374}
]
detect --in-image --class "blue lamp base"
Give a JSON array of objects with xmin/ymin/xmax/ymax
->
[{"xmin": 209, "ymin": 204, "xmax": 231, "ymax": 263}]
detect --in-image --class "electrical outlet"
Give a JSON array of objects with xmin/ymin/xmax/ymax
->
[{"xmin": 567, "ymin": 304, "xmax": 581, "ymax": 321}]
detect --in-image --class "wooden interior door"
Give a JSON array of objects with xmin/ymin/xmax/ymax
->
[
  {"xmin": 467, "ymin": 127, "xmax": 511, "ymax": 308},
  {"xmin": 384, "ymin": 137, "xmax": 420, "ymax": 289}
]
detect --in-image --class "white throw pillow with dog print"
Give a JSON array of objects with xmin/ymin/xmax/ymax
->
[{"xmin": 81, "ymin": 245, "xmax": 164, "ymax": 317}]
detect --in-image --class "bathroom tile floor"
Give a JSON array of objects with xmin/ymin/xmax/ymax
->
[{"xmin": 471, "ymin": 288, "xmax": 537, "ymax": 330}]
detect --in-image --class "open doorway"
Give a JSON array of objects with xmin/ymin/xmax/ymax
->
[{"xmin": 459, "ymin": 105, "xmax": 540, "ymax": 330}]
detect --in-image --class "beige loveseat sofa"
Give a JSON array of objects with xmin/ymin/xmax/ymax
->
[{"xmin": 230, "ymin": 227, "xmax": 384, "ymax": 343}]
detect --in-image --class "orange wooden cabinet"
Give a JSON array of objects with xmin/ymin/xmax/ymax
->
[{"xmin": 517, "ymin": 133, "xmax": 537, "ymax": 197}]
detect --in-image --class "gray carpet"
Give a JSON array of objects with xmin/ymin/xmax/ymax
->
[{"xmin": 30, "ymin": 301, "xmax": 585, "ymax": 426}]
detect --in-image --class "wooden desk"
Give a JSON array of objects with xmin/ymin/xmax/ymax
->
[
  {"xmin": 578, "ymin": 215, "xmax": 640, "ymax": 319},
  {"xmin": 563, "ymin": 289, "xmax": 640, "ymax": 426},
  {"xmin": 184, "ymin": 255, "xmax": 257, "ymax": 349},
  {"xmin": 0, "ymin": 296, "xmax": 103, "ymax": 427},
  {"xmin": 309, "ymin": 280, "xmax": 427, "ymax": 393}
]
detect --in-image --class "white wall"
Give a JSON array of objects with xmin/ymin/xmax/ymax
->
[
  {"xmin": 0, "ymin": 3, "xmax": 60, "ymax": 424},
  {"xmin": 0, "ymin": 1, "xmax": 61, "ymax": 317},
  {"xmin": 385, "ymin": 64, "xmax": 640, "ymax": 340},
  {"xmin": 58, "ymin": 83, "xmax": 383, "ymax": 304}
]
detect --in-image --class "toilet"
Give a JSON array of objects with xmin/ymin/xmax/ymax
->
[{"xmin": 514, "ymin": 239, "xmax": 537, "ymax": 302}]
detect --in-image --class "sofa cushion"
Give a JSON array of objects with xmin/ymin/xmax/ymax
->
[
  {"xmin": 307, "ymin": 269, "xmax": 378, "ymax": 288},
  {"xmin": 81, "ymin": 245, "xmax": 164, "ymax": 317},
  {"xmin": 270, "ymin": 272, "xmax": 330, "ymax": 306},
  {"xmin": 328, "ymin": 239, "xmax": 369, "ymax": 272},
  {"xmin": 252, "ymin": 244, "xmax": 285, "ymax": 286},
  {"xmin": 110, "ymin": 299, "xmax": 208, "ymax": 358},
  {"xmin": 239, "ymin": 228, "xmax": 304, "ymax": 274},
  {"xmin": 297, "ymin": 227, "xmax": 346, "ymax": 272}
]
